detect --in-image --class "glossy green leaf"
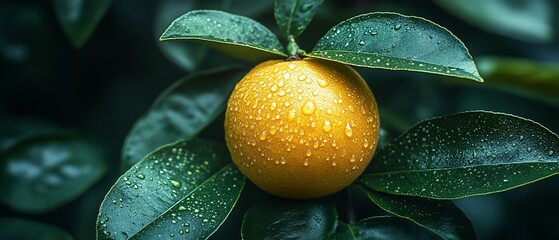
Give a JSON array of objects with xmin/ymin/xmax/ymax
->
[
  {"xmin": 359, "ymin": 111, "xmax": 559, "ymax": 199},
  {"xmin": 433, "ymin": 0, "xmax": 554, "ymax": 43},
  {"xmin": 0, "ymin": 218, "xmax": 73, "ymax": 240},
  {"xmin": 97, "ymin": 139, "xmax": 245, "ymax": 239},
  {"xmin": 155, "ymin": 0, "xmax": 207, "ymax": 71},
  {"xmin": 309, "ymin": 12, "xmax": 483, "ymax": 82},
  {"xmin": 477, "ymin": 57, "xmax": 559, "ymax": 106},
  {"xmin": 334, "ymin": 216, "xmax": 438, "ymax": 240},
  {"xmin": 121, "ymin": 67, "xmax": 247, "ymax": 170},
  {"xmin": 366, "ymin": 191, "xmax": 475, "ymax": 240},
  {"xmin": 52, "ymin": 0, "xmax": 112, "ymax": 48},
  {"xmin": 242, "ymin": 198, "xmax": 337, "ymax": 240},
  {"xmin": 274, "ymin": 0, "xmax": 324, "ymax": 38},
  {"xmin": 160, "ymin": 10, "xmax": 286, "ymax": 63},
  {"xmin": 0, "ymin": 133, "xmax": 106, "ymax": 213}
]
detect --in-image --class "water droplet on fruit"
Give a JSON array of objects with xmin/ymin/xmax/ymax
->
[
  {"xmin": 259, "ymin": 131, "xmax": 267, "ymax": 140},
  {"xmin": 323, "ymin": 120, "xmax": 332, "ymax": 132},
  {"xmin": 345, "ymin": 123, "xmax": 353, "ymax": 137},
  {"xmin": 302, "ymin": 101, "xmax": 317, "ymax": 115},
  {"xmin": 288, "ymin": 109, "xmax": 296, "ymax": 120},
  {"xmin": 317, "ymin": 78, "xmax": 328, "ymax": 88},
  {"xmin": 284, "ymin": 73, "xmax": 291, "ymax": 79},
  {"xmin": 298, "ymin": 75, "xmax": 307, "ymax": 81}
]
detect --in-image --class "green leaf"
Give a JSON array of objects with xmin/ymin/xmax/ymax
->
[
  {"xmin": 433, "ymin": 0, "xmax": 554, "ymax": 43},
  {"xmin": 160, "ymin": 10, "xmax": 286, "ymax": 63},
  {"xmin": 359, "ymin": 111, "xmax": 559, "ymax": 199},
  {"xmin": 97, "ymin": 139, "xmax": 245, "ymax": 240},
  {"xmin": 155, "ymin": 0, "xmax": 207, "ymax": 71},
  {"xmin": 366, "ymin": 190, "xmax": 475, "ymax": 240},
  {"xmin": 477, "ymin": 57, "xmax": 559, "ymax": 106},
  {"xmin": 274, "ymin": 0, "xmax": 324, "ymax": 38},
  {"xmin": 0, "ymin": 133, "xmax": 106, "ymax": 213},
  {"xmin": 52, "ymin": 0, "xmax": 112, "ymax": 48},
  {"xmin": 308, "ymin": 12, "xmax": 483, "ymax": 82},
  {"xmin": 241, "ymin": 197, "xmax": 337, "ymax": 240},
  {"xmin": 0, "ymin": 218, "xmax": 73, "ymax": 240},
  {"xmin": 121, "ymin": 66, "xmax": 247, "ymax": 170},
  {"xmin": 334, "ymin": 216, "xmax": 438, "ymax": 240},
  {"xmin": 0, "ymin": 118, "xmax": 57, "ymax": 153}
]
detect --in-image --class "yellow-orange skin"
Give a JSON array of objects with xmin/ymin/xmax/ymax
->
[{"xmin": 225, "ymin": 58, "xmax": 379, "ymax": 199}]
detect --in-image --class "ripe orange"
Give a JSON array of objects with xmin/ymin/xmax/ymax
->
[{"xmin": 224, "ymin": 58, "xmax": 379, "ymax": 199}]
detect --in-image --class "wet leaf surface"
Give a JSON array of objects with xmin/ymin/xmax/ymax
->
[
  {"xmin": 360, "ymin": 111, "xmax": 559, "ymax": 199},
  {"xmin": 97, "ymin": 139, "xmax": 245, "ymax": 239},
  {"xmin": 309, "ymin": 12, "xmax": 482, "ymax": 82},
  {"xmin": 242, "ymin": 197, "xmax": 337, "ymax": 240},
  {"xmin": 366, "ymin": 190, "xmax": 475, "ymax": 240},
  {"xmin": 160, "ymin": 10, "xmax": 286, "ymax": 62}
]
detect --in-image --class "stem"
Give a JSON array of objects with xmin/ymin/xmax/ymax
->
[{"xmin": 286, "ymin": 35, "xmax": 306, "ymax": 59}]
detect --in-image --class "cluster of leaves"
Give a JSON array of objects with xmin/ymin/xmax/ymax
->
[
  {"xmin": 92, "ymin": 0, "xmax": 559, "ymax": 239},
  {"xmin": 1, "ymin": 0, "xmax": 558, "ymax": 240}
]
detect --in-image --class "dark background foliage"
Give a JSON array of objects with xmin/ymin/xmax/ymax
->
[{"xmin": 1, "ymin": 0, "xmax": 558, "ymax": 239}]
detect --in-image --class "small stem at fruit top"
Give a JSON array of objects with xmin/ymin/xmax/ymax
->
[{"xmin": 286, "ymin": 35, "xmax": 306, "ymax": 60}]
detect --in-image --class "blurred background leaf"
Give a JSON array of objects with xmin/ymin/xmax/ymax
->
[
  {"xmin": 121, "ymin": 67, "xmax": 246, "ymax": 170},
  {"xmin": 154, "ymin": 0, "xmax": 207, "ymax": 72},
  {"xmin": 0, "ymin": 132, "xmax": 106, "ymax": 213},
  {"xmin": 432, "ymin": 0, "xmax": 556, "ymax": 43},
  {"xmin": 52, "ymin": 0, "xmax": 113, "ymax": 48},
  {"xmin": 476, "ymin": 57, "xmax": 559, "ymax": 106},
  {"xmin": 0, "ymin": 218, "xmax": 73, "ymax": 240}
]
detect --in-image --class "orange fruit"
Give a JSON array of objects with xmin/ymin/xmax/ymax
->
[{"xmin": 224, "ymin": 58, "xmax": 379, "ymax": 199}]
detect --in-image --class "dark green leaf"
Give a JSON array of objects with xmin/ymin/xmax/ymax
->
[
  {"xmin": 0, "ymin": 218, "xmax": 73, "ymax": 240},
  {"xmin": 52, "ymin": 0, "xmax": 112, "ymax": 48},
  {"xmin": 0, "ymin": 133, "xmax": 106, "ymax": 213},
  {"xmin": 359, "ymin": 111, "xmax": 559, "ymax": 199},
  {"xmin": 433, "ymin": 0, "xmax": 554, "ymax": 43},
  {"xmin": 477, "ymin": 57, "xmax": 559, "ymax": 106},
  {"xmin": 308, "ymin": 12, "xmax": 483, "ymax": 82},
  {"xmin": 274, "ymin": 0, "xmax": 324, "ymax": 38},
  {"xmin": 155, "ymin": 0, "xmax": 207, "ymax": 71},
  {"xmin": 366, "ymin": 190, "xmax": 475, "ymax": 240},
  {"xmin": 0, "ymin": 118, "xmax": 57, "ymax": 153},
  {"xmin": 334, "ymin": 216, "xmax": 438, "ymax": 240},
  {"xmin": 242, "ymin": 198, "xmax": 337, "ymax": 240},
  {"xmin": 121, "ymin": 67, "xmax": 247, "ymax": 170},
  {"xmin": 160, "ymin": 10, "xmax": 286, "ymax": 63},
  {"xmin": 97, "ymin": 139, "xmax": 245, "ymax": 240}
]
